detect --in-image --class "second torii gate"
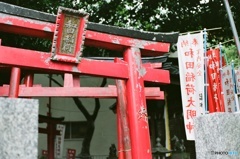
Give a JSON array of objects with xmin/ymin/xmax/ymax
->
[{"xmin": 0, "ymin": 2, "xmax": 178, "ymax": 159}]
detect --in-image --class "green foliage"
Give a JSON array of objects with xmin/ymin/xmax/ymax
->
[
  {"xmin": 2, "ymin": 0, "xmax": 239, "ymax": 37},
  {"xmin": 1, "ymin": 0, "xmax": 240, "ymax": 58},
  {"xmin": 1, "ymin": 32, "xmax": 51, "ymax": 52},
  {"xmin": 222, "ymin": 44, "xmax": 240, "ymax": 67}
]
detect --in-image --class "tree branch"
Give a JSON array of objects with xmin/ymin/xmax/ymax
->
[
  {"xmin": 48, "ymin": 75, "xmax": 62, "ymax": 87},
  {"xmin": 109, "ymin": 101, "xmax": 117, "ymax": 114},
  {"xmin": 92, "ymin": 98, "xmax": 100, "ymax": 121},
  {"xmin": 92, "ymin": 78, "xmax": 107, "ymax": 120},
  {"xmin": 73, "ymin": 97, "xmax": 91, "ymax": 120},
  {"xmin": 49, "ymin": 75, "xmax": 91, "ymax": 120},
  {"xmin": 100, "ymin": 78, "xmax": 107, "ymax": 87}
]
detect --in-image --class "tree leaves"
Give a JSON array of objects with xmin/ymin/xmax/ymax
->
[{"xmin": 1, "ymin": 0, "xmax": 240, "ymax": 59}]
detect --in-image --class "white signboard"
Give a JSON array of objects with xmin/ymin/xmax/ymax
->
[
  {"xmin": 55, "ymin": 124, "xmax": 66, "ymax": 158},
  {"xmin": 177, "ymin": 32, "xmax": 205, "ymax": 140}
]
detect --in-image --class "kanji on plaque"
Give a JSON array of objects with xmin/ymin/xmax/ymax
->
[
  {"xmin": 177, "ymin": 32, "xmax": 205, "ymax": 140},
  {"xmin": 51, "ymin": 7, "xmax": 89, "ymax": 63},
  {"xmin": 222, "ymin": 65, "xmax": 236, "ymax": 112}
]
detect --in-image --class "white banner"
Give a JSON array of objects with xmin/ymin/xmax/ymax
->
[
  {"xmin": 55, "ymin": 124, "xmax": 66, "ymax": 158},
  {"xmin": 222, "ymin": 65, "xmax": 235, "ymax": 112},
  {"xmin": 177, "ymin": 32, "xmax": 205, "ymax": 140}
]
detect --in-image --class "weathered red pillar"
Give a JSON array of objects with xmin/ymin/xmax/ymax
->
[
  {"xmin": 117, "ymin": 103, "xmax": 125, "ymax": 159},
  {"xmin": 124, "ymin": 47, "xmax": 152, "ymax": 159},
  {"xmin": 116, "ymin": 80, "xmax": 132, "ymax": 159},
  {"xmin": 8, "ymin": 67, "xmax": 21, "ymax": 98},
  {"xmin": 24, "ymin": 74, "xmax": 34, "ymax": 87}
]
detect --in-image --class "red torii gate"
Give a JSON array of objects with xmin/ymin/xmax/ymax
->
[{"xmin": 0, "ymin": 2, "xmax": 178, "ymax": 159}]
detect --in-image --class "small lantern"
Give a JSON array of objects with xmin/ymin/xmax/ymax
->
[
  {"xmin": 51, "ymin": 7, "xmax": 89, "ymax": 63},
  {"xmin": 152, "ymin": 137, "xmax": 172, "ymax": 159}
]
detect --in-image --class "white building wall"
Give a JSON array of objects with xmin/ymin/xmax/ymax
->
[{"xmin": 36, "ymin": 74, "xmax": 117, "ymax": 157}]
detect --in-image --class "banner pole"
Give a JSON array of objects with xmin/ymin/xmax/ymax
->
[
  {"xmin": 231, "ymin": 61, "xmax": 237, "ymax": 94},
  {"xmin": 219, "ymin": 43, "xmax": 225, "ymax": 112},
  {"xmin": 203, "ymin": 28, "xmax": 208, "ymax": 114},
  {"xmin": 219, "ymin": 43, "xmax": 223, "ymax": 73},
  {"xmin": 231, "ymin": 61, "xmax": 238, "ymax": 112}
]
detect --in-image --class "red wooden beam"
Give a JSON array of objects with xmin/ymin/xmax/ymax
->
[
  {"xmin": 0, "ymin": 14, "xmax": 170, "ymax": 54},
  {"xmin": 0, "ymin": 46, "xmax": 128, "ymax": 79},
  {"xmin": 0, "ymin": 13, "xmax": 54, "ymax": 39},
  {"xmin": 0, "ymin": 86, "xmax": 164, "ymax": 99},
  {"xmin": 144, "ymin": 67, "xmax": 170, "ymax": 84},
  {"xmin": 0, "ymin": 46, "xmax": 170, "ymax": 84},
  {"xmin": 85, "ymin": 30, "xmax": 170, "ymax": 53},
  {"xmin": 143, "ymin": 62, "xmax": 162, "ymax": 69}
]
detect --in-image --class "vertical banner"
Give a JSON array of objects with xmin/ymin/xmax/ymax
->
[
  {"xmin": 206, "ymin": 49, "xmax": 225, "ymax": 112},
  {"xmin": 222, "ymin": 65, "xmax": 236, "ymax": 112},
  {"xmin": 177, "ymin": 33, "xmax": 205, "ymax": 140},
  {"xmin": 55, "ymin": 124, "xmax": 66, "ymax": 158}
]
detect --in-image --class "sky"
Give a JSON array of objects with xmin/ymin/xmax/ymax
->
[{"xmin": 200, "ymin": 0, "xmax": 209, "ymax": 4}]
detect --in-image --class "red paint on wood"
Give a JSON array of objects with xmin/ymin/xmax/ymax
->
[
  {"xmin": 117, "ymin": 103, "xmax": 125, "ymax": 159},
  {"xmin": 0, "ymin": 86, "xmax": 164, "ymax": 99},
  {"xmin": 144, "ymin": 67, "xmax": 170, "ymax": 84},
  {"xmin": 116, "ymin": 80, "xmax": 132, "ymax": 159},
  {"xmin": 85, "ymin": 30, "xmax": 170, "ymax": 53},
  {"xmin": 0, "ymin": 46, "xmax": 128, "ymax": 79},
  {"xmin": 8, "ymin": 67, "xmax": 21, "ymax": 98},
  {"xmin": 63, "ymin": 74, "xmax": 80, "ymax": 87},
  {"xmin": 124, "ymin": 47, "xmax": 152, "ymax": 159},
  {"xmin": 0, "ymin": 14, "xmax": 170, "ymax": 54},
  {"xmin": 24, "ymin": 74, "xmax": 34, "ymax": 87},
  {"xmin": 143, "ymin": 62, "xmax": 162, "ymax": 68},
  {"xmin": 0, "ymin": 14, "xmax": 54, "ymax": 39},
  {"xmin": 0, "ymin": 46, "xmax": 169, "ymax": 84}
]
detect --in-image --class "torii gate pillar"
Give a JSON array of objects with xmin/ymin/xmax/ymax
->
[{"xmin": 124, "ymin": 47, "xmax": 151, "ymax": 158}]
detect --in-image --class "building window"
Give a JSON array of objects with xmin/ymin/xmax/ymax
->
[{"xmin": 64, "ymin": 121, "xmax": 88, "ymax": 140}]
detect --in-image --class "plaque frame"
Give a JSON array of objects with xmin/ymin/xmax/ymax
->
[{"xmin": 51, "ymin": 7, "xmax": 89, "ymax": 63}]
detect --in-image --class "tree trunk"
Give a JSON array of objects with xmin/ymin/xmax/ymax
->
[
  {"xmin": 51, "ymin": 77, "xmax": 107, "ymax": 158},
  {"xmin": 79, "ymin": 120, "xmax": 95, "ymax": 158},
  {"xmin": 76, "ymin": 78, "xmax": 107, "ymax": 158}
]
